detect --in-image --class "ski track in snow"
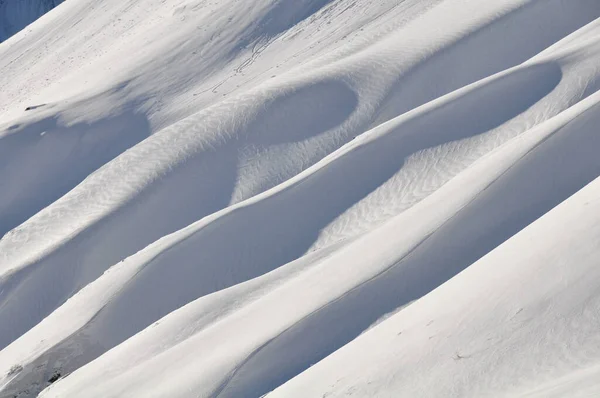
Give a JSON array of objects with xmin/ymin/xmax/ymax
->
[{"xmin": 1, "ymin": 0, "xmax": 600, "ymax": 397}]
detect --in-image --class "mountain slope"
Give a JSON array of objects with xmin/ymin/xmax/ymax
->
[{"xmin": 0, "ymin": 0, "xmax": 600, "ymax": 397}]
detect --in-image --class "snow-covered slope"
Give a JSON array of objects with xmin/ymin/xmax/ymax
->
[{"xmin": 1, "ymin": 0, "xmax": 600, "ymax": 397}]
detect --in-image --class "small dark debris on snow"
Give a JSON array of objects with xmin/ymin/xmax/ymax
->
[
  {"xmin": 8, "ymin": 364, "xmax": 23, "ymax": 376},
  {"xmin": 48, "ymin": 372, "xmax": 61, "ymax": 384},
  {"xmin": 25, "ymin": 104, "xmax": 46, "ymax": 111}
]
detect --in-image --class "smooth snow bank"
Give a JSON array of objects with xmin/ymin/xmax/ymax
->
[{"xmin": 0, "ymin": 0, "xmax": 600, "ymax": 397}]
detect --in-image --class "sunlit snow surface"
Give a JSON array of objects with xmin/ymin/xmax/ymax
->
[{"xmin": 1, "ymin": 0, "xmax": 600, "ymax": 397}]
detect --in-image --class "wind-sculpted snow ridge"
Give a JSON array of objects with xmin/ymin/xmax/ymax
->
[{"xmin": 1, "ymin": 0, "xmax": 600, "ymax": 397}]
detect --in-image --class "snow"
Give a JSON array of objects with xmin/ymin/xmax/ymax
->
[{"xmin": 1, "ymin": 0, "xmax": 600, "ymax": 397}]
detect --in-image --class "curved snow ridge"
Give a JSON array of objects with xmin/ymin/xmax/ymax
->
[
  {"xmin": 0, "ymin": 99, "xmax": 150, "ymax": 239},
  {"xmin": 0, "ymin": 75, "xmax": 364, "ymax": 352},
  {"xmin": 32, "ymin": 89, "xmax": 600, "ymax": 398},
  {"xmin": 268, "ymin": 138, "xmax": 600, "ymax": 398},
  {"xmin": 3, "ymin": 61, "xmax": 600, "ymax": 397},
  {"xmin": 0, "ymin": 76, "xmax": 359, "ymax": 270},
  {"xmin": 1, "ymin": 0, "xmax": 597, "ymax": 285},
  {"xmin": 259, "ymin": 95, "xmax": 600, "ymax": 398},
  {"xmin": 2, "ymin": 0, "xmax": 597, "ymax": 270},
  {"xmin": 350, "ymin": 0, "xmax": 600, "ymax": 127},
  {"xmin": 0, "ymin": 0, "xmax": 406, "ymax": 125},
  {"xmin": 1, "ymin": 0, "xmax": 600, "ymax": 397},
  {"xmin": 0, "ymin": 56, "xmax": 563, "ymax": 344},
  {"xmin": 6, "ymin": 1, "xmax": 599, "ymax": 357}
]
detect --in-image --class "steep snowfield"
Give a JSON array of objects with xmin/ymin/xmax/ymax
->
[{"xmin": 1, "ymin": 0, "xmax": 600, "ymax": 397}]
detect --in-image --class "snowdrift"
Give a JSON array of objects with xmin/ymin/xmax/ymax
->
[{"xmin": 1, "ymin": 0, "xmax": 600, "ymax": 397}]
